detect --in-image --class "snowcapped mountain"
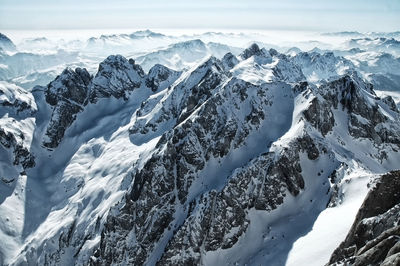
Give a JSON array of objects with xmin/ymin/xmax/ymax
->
[
  {"xmin": 0, "ymin": 37, "xmax": 90, "ymax": 92},
  {"xmin": 1, "ymin": 39, "xmax": 400, "ymax": 266},
  {"xmin": 347, "ymin": 37, "xmax": 400, "ymax": 56},
  {"xmin": 135, "ymin": 39, "xmax": 241, "ymax": 72},
  {"xmin": 291, "ymin": 51, "xmax": 354, "ymax": 83},
  {"xmin": 1, "ymin": 30, "xmax": 399, "ymax": 97},
  {"xmin": 0, "ymin": 33, "xmax": 16, "ymax": 52}
]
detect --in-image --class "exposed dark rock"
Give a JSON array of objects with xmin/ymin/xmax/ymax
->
[
  {"xmin": 303, "ymin": 97, "xmax": 335, "ymax": 136},
  {"xmin": 292, "ymin": 51, "xmax": 355, "ymax": 81},
  {"xmin": 129, "ymin": 57, "xmax": 227, "ymax": 137},
  {"xmin": 89, "ymin": 55, "xmax": 144, "ymax": 102},
  {"xmin": 0, "ymin": 98, "xmax": 35, "ymax": 115},
  {"xmin": 221, "ymin": 52, "xmax": 239, "ymax": 70},
  {"xmin": 145, "ymin": 64, "xmax": 181, "ymax": 92},
  {"xmin": 46, "ymin": 67, "xmax": 91, "ymax": 106},
  {"xmin": 157, "ymin": 134, "xmax": 321, "ymax": 265},
  {"xmin": 382, "ymin": 95, "xmax": 398, "ymax": 112},
  {"xmin": 0, "ymin": 128, "xmax": 35, "ymax": 169},
  {"xmin": 43, "ymin": 67, "xmax": 92, "ymax": 148},
  {"xmin": 239, "ymin": 43, "xmax": 267, "ymax": 60},
  {"xmin": 43, "ymin": 55, "xmax": 156, "ymax": 148},
  {"xmin": 0, "ymin": 84, "xmax": 37, "ymax": 117},
  {"xmin": 44, "ymin": 101, "xmax": 83, "ymax": 148},
  {"xmin": 328, "ymin": 170, "xmax": 400, "ymax": 266}
]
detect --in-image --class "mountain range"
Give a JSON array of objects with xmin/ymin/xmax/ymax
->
[{"xmin": 0, "ymin": 31, "xmax": 400, "ymax": 265}]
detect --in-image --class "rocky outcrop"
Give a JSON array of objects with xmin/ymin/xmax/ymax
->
[
  {"xmin": 328, "ymin": 170, "xmax": 400, "ymax": 266},
  {"xmin": 0, "ymin": 82, "xmax": 37, "ymax": 117},
  {"xmin": 239, "ymin": 43, "xmax": 268, "ymax": 60},
  {"xmin": 129, "ymin": 57, "xmax": 227, "ymax": 137},
  {"xmin": 221, "ymin": 52, "xmax": 239, "ymax": 71},
  {"xmin": 0, "ymin": 127, "xmax": 35, "ymax": 169},
  {"xmin": 89, "ymin": 55, "xmax": 144, "ymax": 102},
  {"xmin": 43, "ymin": 67, "xmax": 92, "ymax": 148},
  {"xmin": 302, "ymin": 73, "xmax": 400, "ymax": 147},
  {"xmin": 0, "ymin": 82, "xmax": 36, "ymax": 171},
  {"xmin": 158, "ymin": 134, "xmax": 321, "ymax": 265},
  {"xmin": 272, "ymin": 54, "xmax": 305, "ymax": 83},
  {"xmin": 97, "ymin": 71, "xmax": 276, "ymax": 266},
  {"xmin": 145, "ymin": 64, "xmax": 181, "ymax": 92}
]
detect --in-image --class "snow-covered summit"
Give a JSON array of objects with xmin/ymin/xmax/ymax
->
[
  {"xmin": 145, "ymin": 64, "xmax": 182, "ymax": 92},
  {"xmin": 291, "ymin": 50, "xmax": 355, "ymax": 83},
  {"xmin": 239, "ymin": 43, "xmax": 268, "ymax": 60},
  {"xmin": 0, "ymin": 33, "xmax": 16, "ymax": 52},
  {"xmin": 221, "ymin": 52, "xmax": 239, "ymax": 70},
  {"xmin": 89, "ymin": 55, "xmax": 145, "ymax": 102}
]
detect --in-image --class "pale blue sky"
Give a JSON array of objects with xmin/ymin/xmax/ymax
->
[{"xmin": 0, "ymin": 0, "xmax": 399, "ymax": 31}]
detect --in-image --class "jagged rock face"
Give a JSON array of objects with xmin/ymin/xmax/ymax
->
[
  {"xmin": 43, "ymin": 56, "xmax": 147, "ymax": 148},
  {"xmin": 43, "ymin": 55, "xmax": 178, "ymax": 149},
  {"xmin": 145, "ymin": 64, "xmax": 181, "ymax": 92},
  {"xmin": 89, "ymin": 55, "xmax": 145, "ymax": 102},
  {"xmin": 239, "ymin": 43, "xmax": 268, "ymax": 60},
  {"xmin": 382, "ymin": 95, "xmax": 398, "ymax": 112},
  {"xmin": 328, "ymin": 170, "xmax": 400, "ymax": 266},
  {"xmin": 158, "ymin": 135, "xmax": 321, "ymax": 265},
  {"xmin": 0, "ymin": 128, "xmax": 35, "ymax": 169},
  {"xmin": 43, "ymin": 67, "xmax": 92, "ymax": 148},
  {"xmin": 221, "ymin": 52, "xmax": 239, "ymax": 71},
  {"xmin": 300, "ymin": 73, "xmax": 400, "ymax": 148},
  {"xmin": 272, "ymin": 55, "xmax": 306, "ymax": 83},
  {"xmin": 43, "ymin": 101, "xmax": 83, "ymax": 148},
  {"xmin": 45, "ymin": 67, "xmax": 91, "ymax": 106},
  {"xmin": 232, "ymin": 45, "xmax": 305, "ymax": 85},
  {"xmin": 0, "ymin": 82, "xmax": 36, "ymax": 173},
  {"xmin": 129, "ymin": 57, "xmax": 226, "ymax": 138},
  {"xmin": 292, "ymin": 51, "xmax": 354, "ymax": 82},
  {"xmin": 303, "ymin": 96, "xmax": 335, "ymax": 136},
  {"xmin": 324, "ymin": 75, "xmax": 400, "ymax": 146},
  {"xmin": 0, "ymin": 82, "xmax": 37, "ymax": 116}
]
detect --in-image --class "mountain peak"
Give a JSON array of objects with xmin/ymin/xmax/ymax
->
[
  {"xmin": 129, "ymin": 29, "xmax": 165, "ymax": 38},
  {"xmin": 0, "ymin": 32, "xmax": 16, "ymax": 52},
  {"xmin": 90, "ymin": 55, "xmax": 145, "ymax": 101},
  {"xmin": 221, "ymin": 52, "xmax": 239, "ymax": 70},
  {"xmin": 146, "ymin": 64, "xmax": 182, "ymax": 91},
  {"xmin": 240, "ymin": 43, "xmax": 266, "ymax": 60},
  {"xmin": 171, "ymin": 39, "xmax": 206, "ymax": 50}
]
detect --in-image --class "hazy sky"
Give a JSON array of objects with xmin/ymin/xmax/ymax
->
[{"xmin": 0, "ymin": 0, "xmax": 399, "ymax": 31}]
